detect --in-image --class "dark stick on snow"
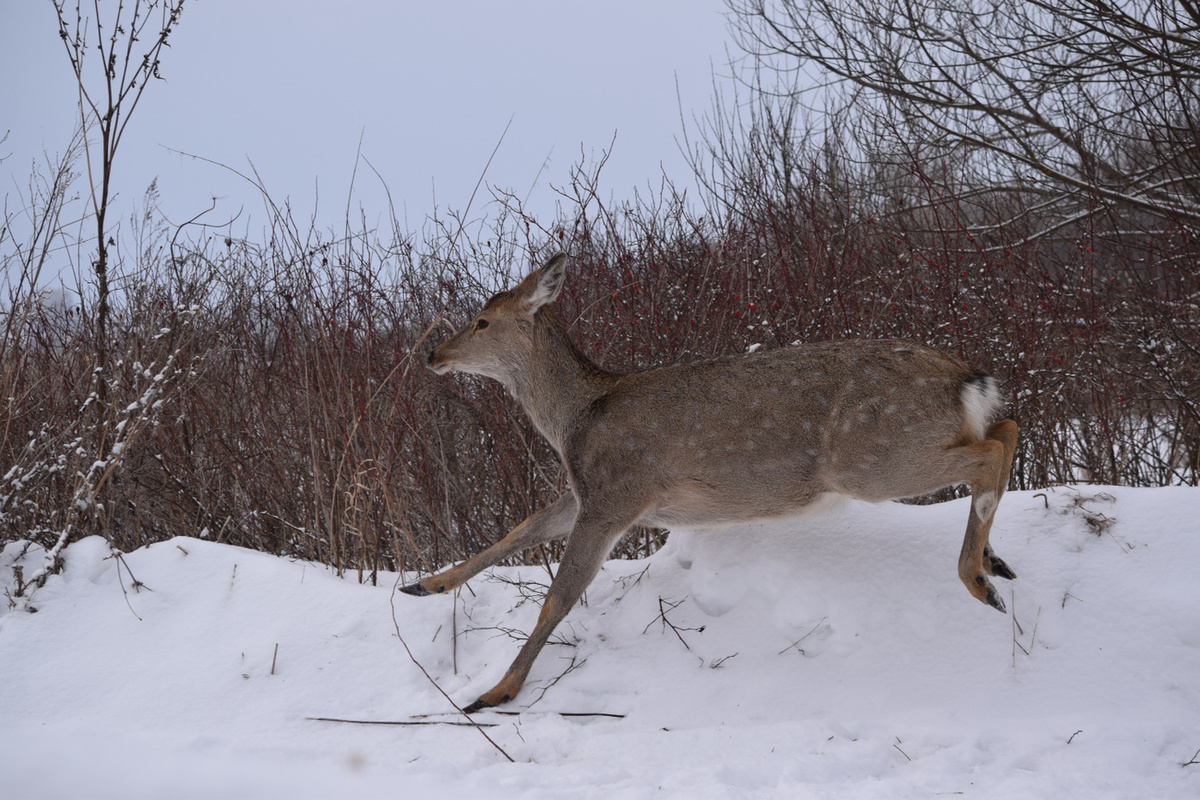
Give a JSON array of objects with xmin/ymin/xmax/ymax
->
[{"xmin": 307, "ymin": 716, "xmax": 499, "ymax": 728}]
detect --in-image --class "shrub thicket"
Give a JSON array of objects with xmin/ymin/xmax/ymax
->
[{"xmin": 3, "ymin": 140, "xmax": 1197, "ymax": 586}]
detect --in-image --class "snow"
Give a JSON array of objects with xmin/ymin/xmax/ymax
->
[{"xmin": 2, "ymin": 485, "xmax": 1199, "ymax": 799}]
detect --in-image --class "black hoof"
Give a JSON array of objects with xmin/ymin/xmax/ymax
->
[
  {"xmin": 462, "ymin": 698, "xmax": 493, "ymax": 714},
  {"xmin": 985, "ymin": 584, "xmax": 1007, "ymax": 613},
  {"xmin": 989, "ymin": 555, "xmax": 1017, "ymax": 581},
  {"xmin": 399, "ymin": 582, "xmax": 431, "ymax": 597}
]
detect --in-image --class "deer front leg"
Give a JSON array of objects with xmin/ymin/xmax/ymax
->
[
  {"xmin": 399, "ymin": 495, "xmax": 578, "ymax": 597},
  {"xmin": 463, "ymin": 514, "xmax": 630, "ymax": 713}
]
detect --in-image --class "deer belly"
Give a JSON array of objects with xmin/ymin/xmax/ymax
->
[{"xmin": 643, "ymin": 481, "xmax": 848, "ymax": 530}]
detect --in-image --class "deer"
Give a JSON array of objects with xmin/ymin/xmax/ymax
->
[{"xmin": 402, "ymin": 252, "xmax": 1018, "ymax": 713}]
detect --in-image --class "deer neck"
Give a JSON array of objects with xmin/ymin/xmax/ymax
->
[{"xmin": 508, "ymin": 308, "xmax": 615, "ymax": 454}]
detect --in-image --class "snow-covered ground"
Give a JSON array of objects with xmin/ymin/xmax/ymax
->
[{"xmin": 3, "ymin": 485, "xmax": 1198, "ymax": 799}]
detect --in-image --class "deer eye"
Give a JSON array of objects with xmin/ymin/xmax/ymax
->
[{"xmin": 475, "ymin": 318, "xmax": 489, "ymax": 331}]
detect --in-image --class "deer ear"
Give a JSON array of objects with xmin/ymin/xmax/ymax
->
[{"xmin": 522, "ymin": 252, "xmax": 568, "ymax": 312}]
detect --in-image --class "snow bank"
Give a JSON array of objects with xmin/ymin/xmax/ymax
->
[{"xmin": 2, "ymin": 486, "xmax": 1198, "ymax": 798}]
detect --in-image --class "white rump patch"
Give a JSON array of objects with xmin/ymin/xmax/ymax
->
[{"xmin": 960, "ymin": 377, "xmax": 1002, "ymax": 441}]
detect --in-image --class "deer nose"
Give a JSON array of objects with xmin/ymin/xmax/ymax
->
[{"xmin": 428, "ymin": 348, "xmax": 452, "ymax": 374}]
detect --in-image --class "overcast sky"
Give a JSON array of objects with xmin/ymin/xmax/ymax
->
[{"xmin": 1, "ymin": 1, "xmax": 734, "ymax": 249}]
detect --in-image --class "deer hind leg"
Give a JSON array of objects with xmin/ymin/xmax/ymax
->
[
  {"xmin": 464, "ymin": 513, "xmax": 631, "ymax": 713},
  {"xmin": 399, "ymin": 495, "xmax": 578, "ymax": 597},
  {"xmin": 980, "ymin": 419, "xmax": 1018, "ymax": 580},
  {"xmin": 957, "ymin": 418, "xmax": 1019, "ymax": 612}
]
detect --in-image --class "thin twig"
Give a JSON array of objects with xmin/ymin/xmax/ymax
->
[
  {"xmin": 308, "ymin": 716, "xmax": 499, "ymax": 728},
  {"xmin": 490, "ymin": 710, "xmax": 624, "ymax": 719},
  {"xmin": 1011, "ymin": 593, "xmax": 1029, "ymax": 665},
  {"xmin": 390, "ymin": 575, "xmax": 514, "ymax": 762},
  {"xmin": 708, "ymin": 653, "xmax": 739, "ymax": 669},
  {"xmin": 613, "ymin": 564, "xmax": 651, "ymax": 601},
  {"xmin": 527, "ymin": 655, "xmax": 588, "ymax": 708},
  {"xmin": 411, "ymin": 710, "xmax": 625, "ymax": 720},
  {"xmin": 112, "ymin": 551, "xmax": 146, "ymax": 621},
  {"xmin": 643, "ymin": 596, "xmax": 705, "ymax": 650},
  {"xmin": 779, "ymin": 617, "xmax": 827, "ymax": 655}
]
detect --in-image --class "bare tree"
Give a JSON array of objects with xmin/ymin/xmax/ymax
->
[
  {"xmin": 727, "ymin": 0, "xmax": 1200, "ymax": 235},
  {"xmin": 53, "ymin": 0, "xmax": 186, "ymax": 438}
]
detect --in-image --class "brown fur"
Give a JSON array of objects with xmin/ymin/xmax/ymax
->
[{"xmin": 407, "ymin": 253, "xmax": 1018, "ymax": 712}]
